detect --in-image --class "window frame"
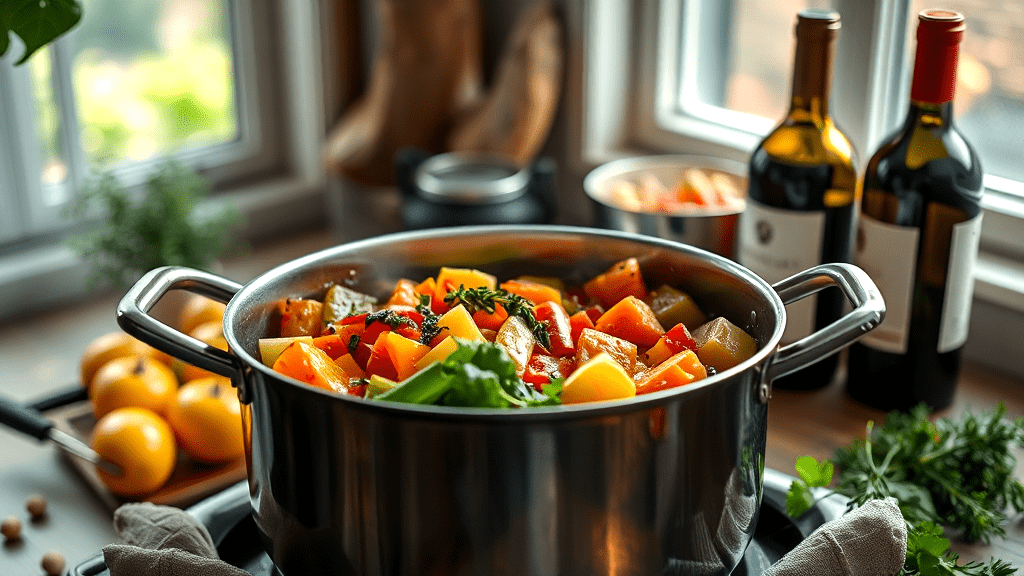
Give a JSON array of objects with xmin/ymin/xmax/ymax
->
[
  {"xmin": 582, "ymin": 0, "xmax": 1024, "ymax": 377},
  {"xmin": 0, "ymin": 0, "xmax": 332, "ymax": 323}
]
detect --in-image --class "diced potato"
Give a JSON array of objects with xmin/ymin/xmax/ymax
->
[
  {"xmin": 495, "ymin": 316, "xmax": 536, "ymax": 376},
  {"xmin": 636, "ymin": 350, "xmax": 707, "ymax": 395},
  {"xmin": 259, "ymin": 336, "xmax": 313, "ymax": 367},
  {"xmin": 278, "ymin": 298, "xmax": 325, "ymax": 337},
  {"xmin": 575, "ymin": 328, "xmax": 637, "ymax": 375},
  {"xmin": 691, "ymin": 317, "xmax": 757, "ymax": 372},
  {"xmin": 561, "ymin": 352, "xmax": 637, "ymax": 404},
  {"xmin": 322, "ymin": 285, "xmax": 377, "ymax": 324},
  {"xmin": 647, "ymin": 285, "xmax": 707, "ymax": 331},
  {"xmin": 437, "ymin": 305, "xmax": 487, "ymax": 342},
  {"xmin": 415, "ymin": 336, "xmax": 460, "ymax": 371}
]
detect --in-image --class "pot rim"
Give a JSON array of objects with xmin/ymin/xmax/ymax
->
[
  {"xmin": 584, "ymin": 154, "xmax": 748, "ymax": 218},
  {"xmin": 223, "ymin": 224, "xmax": 786, "ymax": 420}
]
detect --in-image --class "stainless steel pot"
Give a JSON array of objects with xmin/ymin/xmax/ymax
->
[{"xmin": 117, "ymin": 225, "xmax": 883, "ymax": 576}]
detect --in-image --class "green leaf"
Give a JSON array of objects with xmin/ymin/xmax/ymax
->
[
  {"xmin": 795, "ymin": 455, "xmax": 833, "ymax": 487},
  {"xmin": 785, "ymin": 479, "xmax": 815, "ymax": 518},
  {"xmin": 0, "ymin": 0, "xmax": 82, "ymax": 65}
]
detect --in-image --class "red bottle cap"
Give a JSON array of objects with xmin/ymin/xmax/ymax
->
[{"xmin": 910, "ymin": 9, "xmax": 965, "ymax": 104}]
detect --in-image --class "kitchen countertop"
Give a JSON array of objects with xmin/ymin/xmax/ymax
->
[{"xmin": 1, "ymin": 225, "xmax": 1022, "ymax": 574}]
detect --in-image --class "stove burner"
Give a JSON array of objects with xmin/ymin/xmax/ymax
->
[{"xmin": 72, "ymin": 468, "xmax": 846, "ymax": 576}]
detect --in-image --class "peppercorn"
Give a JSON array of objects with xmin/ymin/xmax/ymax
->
[
  {"xmin": 42, "ymin": 550, "xmax": 65, "ymax": 575},
  {"xmin": 26, "ymin": 494, "xmax": 47, "ymax": 520},
  {"xmin": 0, "ymin": 516, "xmax": 21, "ymax": 542}
]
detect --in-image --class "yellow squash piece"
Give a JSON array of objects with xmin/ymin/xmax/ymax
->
[
  {"xmin": 415, "ymin": 336, "xmax": 460, "ymax": 371},
  {"xmin": 435, "ymin": 267, "xmax": 498, "ymax": 300},
  {"xmin": 561, "ymin": 352, "xmax": 637, "ymax": 404},
  {"xmin": 437, "ymin": 305, "xmax": 488, "ymax": 343},
  {"xmin": 376, "ymin": 331, "xmax": 431, "ymax": 380},
  {"xmin": 259, "ymin": 336, "xmax": 314, "ymax": 367}
]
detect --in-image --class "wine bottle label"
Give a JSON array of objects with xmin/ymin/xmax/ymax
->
[
  {"xmin": 937, "ymin": 215, "xmax": 982, "ymax": 353},
  {"xmin": 737, "ymin": 199, "xmax": 825, "ymax": 343},
  {"xmin": 855, "ymin": 216, "xmax": 919, "ymax": 354}
]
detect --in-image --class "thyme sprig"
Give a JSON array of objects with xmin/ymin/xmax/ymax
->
[
  {"xmin": 416, "ymin": 294, "xmax": 447, "ymax": 345},
  {"xmin": 443, "ymin": 285, "xmax": 550, "ymax": 349}
]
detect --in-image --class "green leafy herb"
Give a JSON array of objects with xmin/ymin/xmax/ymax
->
[
  {"xmin": 787, "ymin": 404, "xmax": 1024, "ymax": 576},
  {"xmin": 785, "ymin": 455, "xmax": 834, "ymax": 517},
  {"xmin": 444, "ymin": 285, "xmax": 551, "ymax": 349},
  {"xmin": 416, "ymin": 294, "xmax": 447, "ymax": 344},
  {"xmin": 364, "ymin": 309, "xmax": 416, "ymax": 330},
  {"xmin": 347, "ymin": 334, "xmax": 360, "ymax": 352},
  {"xmin": 1, "ymin": 0, "xmax": 82, "ymax": 65},
  {"xmin": 372, "ymin": 339, "xmax": 561, "ymax": 408},
  {"xmin": 65, "ymin": 160, "xmax": 244, "ymax": 288}
]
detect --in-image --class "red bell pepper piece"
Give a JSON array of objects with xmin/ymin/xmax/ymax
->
[
  {"xmin": 568, "ymin": 310, "xmax": 595, "ymax": 350},
  {"xmin": 663, "ymin": 323, "xmax": 697, "ymax": 354},
  {"xmin": 534, "ymin": 301, "xmax": 574, "ymax": 357},
  {"xmin": 523, "ymin": 353, "xmax": 576, "ymax": 392}
]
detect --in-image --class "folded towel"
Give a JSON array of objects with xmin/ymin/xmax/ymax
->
[
  {"xmin": 103, "ymin": 502, "xmax": 249, "ymax": 576},
  {"xmin": 764, "ymin": 497, "xmax": 907, "ymax": 576},
  {"xmin": 103, "ymin": 497, "xmax": 907, "ymax": 576}
]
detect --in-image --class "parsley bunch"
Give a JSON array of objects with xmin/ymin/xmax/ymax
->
[{"xmin": 786, "ymin": 404, "xmax": 1024, "ymax": 576}]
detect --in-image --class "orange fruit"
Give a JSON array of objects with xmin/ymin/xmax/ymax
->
[
  {"xmin": 177, "ymin": 321, "xmax": 229, "ymax": 383},
  {"xmin": 90, "ymin": 356, "xmax": 179, "ymax": 419},
  {"xmin": 80, "ymin": 332, "xmax": 170, "ymax": 390},
  {"xmin": 167, "ymin": 376, "xmax": 244, "ymax": 463},
  {"xmin": 179, "ymin": 294, "xmax": 226, "ymax": 336},
  {"xmin": 90, "ymin": 407, "xmax": 177, "ymax": 497}
]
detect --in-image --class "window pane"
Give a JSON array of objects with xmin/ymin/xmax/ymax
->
[
  {"xmin": 71, "ymin": 0, "xmax": 239, "ymax": 169},
  {"xmin": 907, "ymin": 0, "xmax": 1024, "ymax": 188},
  {"xmin": 29, "ymin": 50, "xmax": 69, "ymax": 192},
  {"xmin": 724, "ymin": 0, "xmax": 834, "ymax": 120}
]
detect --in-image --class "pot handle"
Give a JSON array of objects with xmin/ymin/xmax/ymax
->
[
  {"xmin": 116, "ymin": 266, "xmax": 243, "ymax": 379},
  {"xmin": 764, "ymin": 263, "xmax": 885, "ymax": 387}
]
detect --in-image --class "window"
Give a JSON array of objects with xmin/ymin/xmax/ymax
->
[
  {"xmin": 583, "ymin": 0, "xmax": 1024, "ymax": 377},
  {"xmin": 0, "ymin": 0, "xmax": 331, "ymax": 320}
]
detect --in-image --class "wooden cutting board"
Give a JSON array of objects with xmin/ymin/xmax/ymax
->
[{"xmin": 47, "ymin": 401, "xmax": 247, "ymax": 512}]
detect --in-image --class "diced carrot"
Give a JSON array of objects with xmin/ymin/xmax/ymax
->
[
  {"xmin": 386, "ymin": 279, "xmax": 421, "ymax": 307},
  {"xmin": 365, "ymin": 340, "xmax": 399, "ymax": 382},
  {"xmin": 434, "ymin": 267, "xmax": 497, "ymax": 306},
  {"xmin": 312, "ymin": 334, "xmax": 349, "ymax": 359},
  {"xmin": 333, "ymin": 353, "xmax": 365, "ymax": 380},
  {"xmin": 415, "ymin": 277, "xmax": 449, "ymax": 314},
  {"xmin": 636, "ymin": 350, "xmax": 707, "ymax": 395},
  {"xmin": 272, "ymin": 340, "xmax": 350, "ymax": 394},
  {"xmin": 595, "ymin": 296, "xmax": 665, "ymax": 348},
  {"xmin": 584, "ymin": 306, "xmax": 604, "ymax": 324},
  {"xmin": 569, "ymin": 310, "xmax": 595, "ymax": 349},
  {"xmin": 376, "ymin": 331, "xmax": 431, "ymax": 380},
  {"xmin": 472, "ymin": 303, "xmax": 508, "ymax": 332},
  {"xmin": 500, "ymin": 279, "xmax": 562, "ymax": 306},
  {"xmin": 582, "ymin": 258, "xmax": 649, "ymax": 309},
  {"xmin": 641, "ymin": 323, "xmax": 697, "ymax": 367}
]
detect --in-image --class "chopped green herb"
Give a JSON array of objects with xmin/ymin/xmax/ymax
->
[
  {"xmin": 365, "ymin": 309, "xmax": 416, "ymax": 330},
  {"xmin": 415, "ymin": 295, "xmax": 447, "ymax": 344},
  {"xmin": 444, "ymin": 285, "xmax": 551, "ymax": 349},
  {"xmin": 347, "ymin": 334, "xmax": 360, "ymax": 352}
]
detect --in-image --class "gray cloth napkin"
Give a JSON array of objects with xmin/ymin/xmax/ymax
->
[
  {"xmin": 103, "ymin": 497, "xmax": 906, "ymax": 576},
  {"xmin": 103, "ymin": 502, "xmax": 249, "ymax": 576},
  {"xmin": 764, "ymin": 497, "xmax": 908, "ymax": 576}
]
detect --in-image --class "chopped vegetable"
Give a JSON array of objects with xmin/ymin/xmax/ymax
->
[
  {"xmin": 495, "ymin": 316, "xmax": 537, "ymax": 376},
  {"xmin": 575, "ymin": 328, "xmax": 637, "ymax": 375},
  {"xmin": 374, "ymin": 339, "xmax": 559, "ymax": 408},
  {"xmin": 594, "ymin": 295, "xmax": 665, "ymax": 348},
  {"xmin": 277, "ymin": 298, "xmax": 324, "ymax": 337},
  {"xmin": 322, "ymin": 285, "xmax": 377, "ymax": 324},
  {"xmin": 642, "ymin": 323, "xmax": 697, "ymax": 367},
  {"xmin": 691, "ymin": 317, "xmax": 756, "ymax": 372},
  {"xmin": 635, "ymin": 350, "xmax": 707, "ymax": 395},
  {"xmin": 583, "ymin": 257, "xmax": 648, "ymax": 309},
  {"xmin": 561, "ymin": 352, "xmax": 636, "ymax": 404},
  {"xmin": 647, "ymin": 285, "xmax": 707, "ymax": 330},
  {"xmin": 259, "ymin": 336, "xmax": 313, "ymax": 367},
  {"xmin": 272, "ymin": 340, "xmax": 354, "ymax": 394},
  {"xmin": 500, "ymin": 279, "xmax": 562, "ymax": 306},
  {"xmin": 533, "ymin": 301, "xmax": 574, "ymax": 357}
]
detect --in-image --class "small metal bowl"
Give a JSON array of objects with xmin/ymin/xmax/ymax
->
[{"xmin": 585, "ymin": 155, "xmax": 748, "ymax": 259}]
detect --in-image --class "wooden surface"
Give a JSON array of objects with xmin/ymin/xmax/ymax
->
[{"xmin": 765, "ymin": 358, "xmax": 1024, "ymax": 568}]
